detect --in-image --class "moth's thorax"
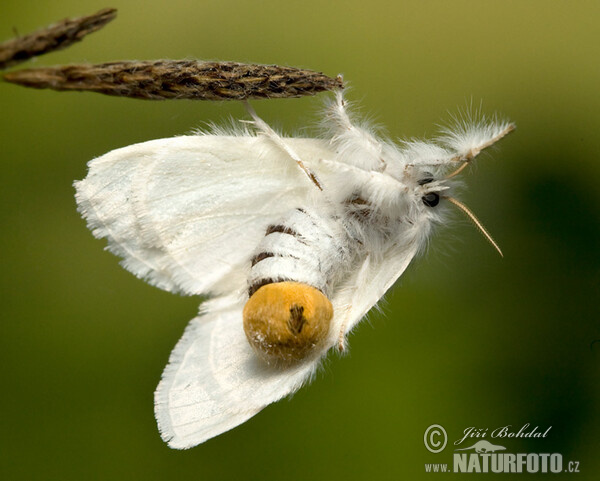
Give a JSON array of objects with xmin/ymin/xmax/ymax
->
[{"xmin": 339, "ymin": 166, "xmax": 447, "ymax": 230}]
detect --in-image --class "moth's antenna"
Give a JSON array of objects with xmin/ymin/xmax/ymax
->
[
  {"xmin": 445, "ymin": 161, "xmax": 470, "ymax": 179},
  {"xmin": 444, "ymin": 123, "xmax": 516, "ymax": 179},
  {"xmin": 444, "ymin": 196, "xmax": 503, "ymax": 257}
]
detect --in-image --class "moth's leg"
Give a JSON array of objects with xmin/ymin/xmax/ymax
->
[
  {"xmin": 243, "ymin": 102, "xmax": 323, "ymax": 191},
  {"xmin": 328, "ymin": 90, "xmax": 378, "ymax": 144},
  {"xmin": 337, "ymin": 303, "xmax": 349, "ymax": 352},
  {"xmin": 318, "ymin": 158, "xmax": 410, "ymax": 194},
  {"xmin": 327, "ymin": 91, "xmax": 386, "ymax": 171}
]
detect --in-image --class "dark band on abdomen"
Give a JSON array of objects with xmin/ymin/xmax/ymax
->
[
  {"xmin": 265, "ymin": 224, "xmax": 301, "ymax": 237},
  {"xmin": 251, "ymin": 252, "xmax": 274, "ymax": 266},
  {"xmin": 248, "ymin": 208, "xmax": 340, "ymax": 299},
  {"xmin": 248, "ymin": 277, "xmax": 287, "ymax": 297}
]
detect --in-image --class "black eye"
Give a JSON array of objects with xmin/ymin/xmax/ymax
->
[
  {"xmin": 418, "ymin": 174, "xmax": 434, "ymax": 185},
  {"xmin": 422, "ymin": 192, "xmax": 440, "ymax": 207}
]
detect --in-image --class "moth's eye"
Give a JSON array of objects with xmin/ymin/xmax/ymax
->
[
  {"xmin": 422, "ymin": 192, "xmax": 440, "ymax": 207},
  {"xmin": 418, "ymin": 174, "xmax": 434, "ymax": 185}
]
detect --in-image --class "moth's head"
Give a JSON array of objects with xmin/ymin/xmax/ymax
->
[
  {"xmin": 417, "ymin": 171, "xmax": 443, "ymax": 209},
  {"xmin": 410, "ymin": 164, "xmax": 503, "ymax": 256}
]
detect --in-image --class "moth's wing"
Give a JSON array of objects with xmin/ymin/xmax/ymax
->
[
  {"xmin": 75, "ymin": 135, "xmax": 332, "ymax": 295},
  {"xmin": 330, "ymin": 244, "xmax": 421, "ymax": 340},
  {"xmin": 155, "ymin": 294, "xmax": 321, "ymax": 449},
  {"xmin": 154, "ymin": 243, "xmax": 420, "ymax": 449},
  {"xmin": 155, "ymin": 244, "xmax": 421, "ymax": 449}
]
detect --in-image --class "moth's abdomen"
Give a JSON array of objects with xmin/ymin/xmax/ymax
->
[
  {"xmin": 243, "ymin": 282, "xmax": 333, "ymax": 364},
  {"xmin": 243, "ymin": 208, "xmax": 346, "ymax": 364}
]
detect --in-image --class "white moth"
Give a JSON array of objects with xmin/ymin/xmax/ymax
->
[{"xmin": 75, "ymin": 91, "xmax": 513, "ymax": 449}]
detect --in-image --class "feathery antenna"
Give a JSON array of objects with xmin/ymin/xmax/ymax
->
[{"xmin": 445, "ymin": 123, "xmax": 516, "ymax": 179}]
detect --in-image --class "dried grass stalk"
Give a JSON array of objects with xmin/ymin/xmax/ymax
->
[
  {"xmin": 2, "ymin": 60, "xmax": 344, "ymax": 100},
  {"xmin": 0, "ymin": 8, "xmax": 117, "ymax": 70}
]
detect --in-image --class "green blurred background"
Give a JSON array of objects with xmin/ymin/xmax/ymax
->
[{"xmin": 1, "ymin": 1, "xmax": 598, "ymax": 479}]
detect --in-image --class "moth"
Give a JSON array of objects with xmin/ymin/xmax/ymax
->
[{"xmin": 75, "ymin": 91, "xmax": 513, "ymax": 449}]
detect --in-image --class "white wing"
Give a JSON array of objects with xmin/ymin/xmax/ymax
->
[
  {"xmin": 77, "ymin": 131, "xmax": 424, "ymax": 448},
  {"xmin": 75, "ymin": 135, "xmax": 333, "ymax": 295},
  {"xmin": 156, "ymin": 244, "xmax": 420, "ymax": 449},
  {"xmin": 341, "ymin": 244, "xmax": 420, "ymax": 335},
  {"xmin": 154, "ymin": 294, "xmax": 323, "ymax": 449}
]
